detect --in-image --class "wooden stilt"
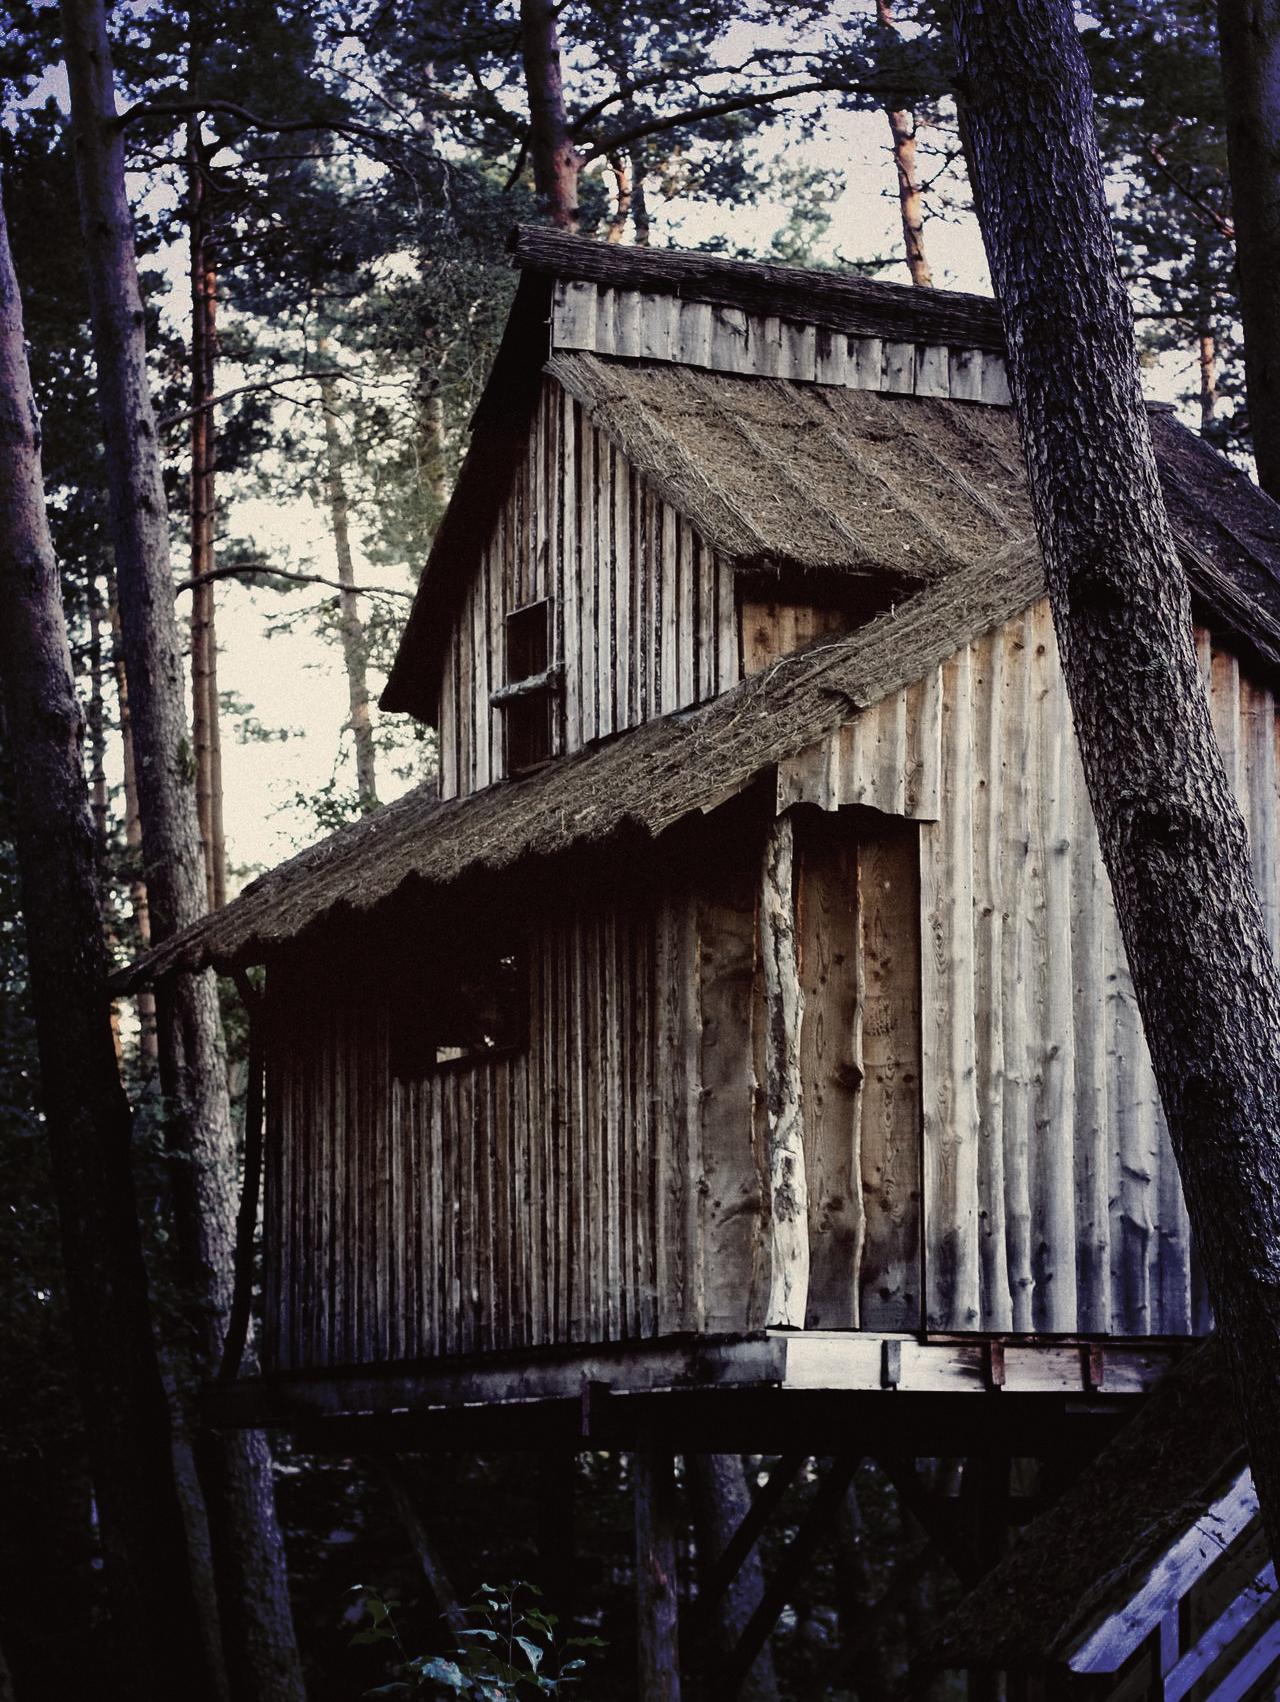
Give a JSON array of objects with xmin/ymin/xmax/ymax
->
[
  {"xmin": 536, "ymin": 1448, "xmax": 577, "ymax": 1628},
  {"xmin": 634, "ymin": 1441, "xmax": 682, "ymax": 1701}
]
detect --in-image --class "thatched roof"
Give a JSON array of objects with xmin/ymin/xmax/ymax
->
[
  {"xmin": 116, "ymin": 370, "xmax": 1280, "ymax": 991},
  {"xmin": 929, "ymin": 1338, "xmax": 1243, "ymax": 1672},
  {"xmin": 545, "ymin": 356, "xmax": 1029, "ymax": 584},
  {"xmin": 114, "ymin": 536, "xmax": 1043, "ymax": 993}
]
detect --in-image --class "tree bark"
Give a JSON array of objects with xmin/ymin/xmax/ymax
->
[
  {"xmin": 187, "ymin": 114, "xmax": 227, "ymax": 910},
  {"xmin": 0, "ymin": 175, "xmax": 212, "ymax": 1702},
  {"xmin": 520, "ymin": 0, "xmax": 581, "ymax": 230},
  {"xmin": 688, "ymin": 1455, "xmax": 780, "ymax": 1702},
  {"xmin": 605, "ymin": 154, "xmax": 632, "ymax": 242},
  {"xmin": 87, "ymin": 574, "xmax": 109, "ymax": 856},
  {"xmin": 59, "ymin": 5, "xmax": 305, "ymax": 1697},
  {"xmin": 953, "ymin": 0, "xmax": 1280, "ymax": 1563},
  {"xmin": 1198, "ymin": 327, "xmax": 1218, "ymax": 433},
  {"xmin": 878, "ymin": 1, "xmax": 933, "ymax": 287},
  {"xmin": 633, "ymin": 1443, "xmax": 682, "ymax": 1702},
  {"xmin": 1217, "ymin": 0, "xmax": 1280, "ymax": 499},
  {"xmin": 631, "ymin": 152, "xmax": 652, "ymax": 245},
  {"xmin": 107, "ymin": 565, "xmax": 159, "ymax": 1073},
  {"xmin": 320, "ymin": 374, "xmax": 378, "ymax": 810}
]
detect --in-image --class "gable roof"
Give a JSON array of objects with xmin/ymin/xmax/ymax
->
[{"xmin": 928, "ymin": 1338, "xmax": 1246, "ymax": 1673}]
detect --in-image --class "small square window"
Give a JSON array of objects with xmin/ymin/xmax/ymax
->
[
  {"xmin": 492, "ymin": 598, "xmax": 560, "ymax": 775},
  {"xmin": 389, "ymin": 938, "xmax": 526, "ymax": 1078}
]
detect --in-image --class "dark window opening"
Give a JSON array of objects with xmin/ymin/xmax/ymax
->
[
  {"xmin": 389, "ymin": 938, "xmax": 526, "ymax": 1078},
  {"xmin": 492, "ymin": 598, "xmax": 559, "ymax": 775}
]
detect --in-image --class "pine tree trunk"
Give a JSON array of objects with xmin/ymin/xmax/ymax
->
[
  {"xmin": 0, "ymin": 177, "xmax": 212, "ymax": 1702},
  {"xmin": 1199, "ymin": 328, "xmax": 1218, "ymax": 432},
  {"xmin": 885, "ymin": 107, "xmax": 933, "ymax": 287},
  {"xmin": 106, "ymin": 565, "xmax": 160, "ymax": 1073},
  {"xmin": 187, "ymin": 115, "xmax": 226, "ymax": 910},
  {"xmin": 631, "ymin": 153, "xmax": 652, "ymax": 245},
  {"xmin": 606, "ymin": 155, "xmax": 632, "ymax": 242},
  {"xmin": 87, "ymin": 574, "xmax": 109, "ymax": 856},
  {"xmin": 320, "ymin": 375, "xmax": 378, "ymax": 810},
  {"xmin": 689, "ymin": 1455, "xmax": 780, "ymax": 1702},
  {"xmin": 59, "ymin": 6, "xmax": 305, "ymax": 1697},
  {"xmin": 1217, "ymin": 0, "xmax": 1280, "ymax": 499},
  {"xmin": 520, "ymin": 0, "xmax": 581, "ymax": 230},
  {"xmin": 953, "ymin": 0, "xmax": 1280, "ymax": 1562}
]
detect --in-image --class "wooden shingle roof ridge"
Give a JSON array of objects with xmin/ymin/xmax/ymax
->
[
  {"xmin": 507, "ymin": 225, "xmax": 1008, "ymax": 353},
  {"xmin": 112, "ymin": 538, "xmax": 1046, "ymax": 993},
  {"xmin": 926, "ymin": 1336, "xmax": 1244, "ymax": 1675}
]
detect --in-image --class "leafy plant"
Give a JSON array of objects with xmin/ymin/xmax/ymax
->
[{"xmin": 351, "ymin": 1580, "xmax": 605, "ymax": 1700}]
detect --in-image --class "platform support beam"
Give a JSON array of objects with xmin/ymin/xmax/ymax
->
[{"xmin": 634, "ymin": 1440, "xmax": 682, "ymax": 1701}]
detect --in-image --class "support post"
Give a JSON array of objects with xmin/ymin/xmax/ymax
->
[
  {"xmin": 760, "ymin": 813, "xmax": 809, "ymax": 1327},
  {"xmin": 634, "ymin": 1442, "xmax": 682, "ymax": 1701}
]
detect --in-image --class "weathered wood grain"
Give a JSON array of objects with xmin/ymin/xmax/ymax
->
[{"xmin": 760, "ymin": 814, "xmax": 810, "ymax": 1327}]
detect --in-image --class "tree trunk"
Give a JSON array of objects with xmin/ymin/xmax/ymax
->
[
  {"xmin": 631, "ymin": 152, "xmax": 652, "ymax": 245},
  {"xmin": 606, "ymin": 154, "xmax": 632, "ymax": 242},
  {"xmin": 520, "ymin": 0, "xmax": 581, "ymax": 230},
  {"xmin": 87, "ymin": 574, "xmax": 109, "ymax": 857},
  {"xmin": 1217, "ymin": 0, "xmax": 1280, "ymax": 499},
  {"xmin": 59, "ymin": 5, "xmax": 306, "ymax": 1698},
  {"xmin": 187, "ymin": 114, "xmax": 226, "ymax": 910},
  {"xmin": 953, "ymin": 0, "xmax": 1280, "ymax": 1563},
  {"xmin": 885, "ymin": 107, "xmax": 933, "ymax": 286},
  {"xmin": 877, "ymin": 1, "xmax": 933, "ymax": 287},
  {"xmin": 633, "ymin": 1443, "xmax": 682, "ymax": 1702},
  {"xmin": 106, "ymin": 565, "xmax": 159, "ymax": 1073},
  {"xmin": 688, "ymin": 1455, "xmax": 780, "ymax": 1702},
  {"xmin": 320, "ymin": 375, "xmax": 378, "ymax": 810},
  {"xmin": 0, "ymin": 176, "xmax": 212, "ymax": 1702},
  {"xmin": 1199, "ymin": 327, "xmax": 1218, "ymax": 432}
]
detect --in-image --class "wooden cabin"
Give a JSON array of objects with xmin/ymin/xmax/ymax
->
[{"xmin": 120, "ymin": 231, "xmax": 1280, "ymax": 1449}]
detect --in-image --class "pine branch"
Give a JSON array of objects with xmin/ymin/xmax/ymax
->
[
  {"xmin": 174, "ymin": 565, "xmax": 413, "ymax": 600},
  {"xmin": 157, "ymin": 369, "xmax": 353, "ymax": 429}
]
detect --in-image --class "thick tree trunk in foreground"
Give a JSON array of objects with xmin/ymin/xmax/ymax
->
[
  {"xmin": 1218, "ymin": 0, "xmax": 1280, "ymax": 500},
  {"xmin": 689, "ymin": 1455, "xmax": 780, "ymax": 1702},
  {"xmin": 320, "ymin": 375, "xmax": 378, "ymax": 810},
  {"xmin": 0, "ymin": 179, "xmax": 210, "ymax": 1702},
  {"xmin": 953, "ymin": 0, "xmax": 1280, "ymax": 1560},
  {"xmin": 59, "ymin": 5, "xmax": 305, "ymax": 1698},
  {"xmin": 520, "ymin": 0, "xmax": 581, "ymax": 230}
]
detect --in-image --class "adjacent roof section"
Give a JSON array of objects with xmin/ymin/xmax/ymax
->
[
  {"xmin": 113, "ymin": 536, "xmax": 1044, "ymax": 992},
  {"xmin": 930, "ymin": 1337, "xmax": 1243, "ymax": 1673},
  {"xmin": 510, "ymin": 224, "xmax": 1007, "ymax": 352}
]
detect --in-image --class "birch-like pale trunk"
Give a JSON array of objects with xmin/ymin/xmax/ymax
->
[
  {"xmin": 59, "ymin": 4, "xmax": 305, "ymax": 1696},
  {"xmin": 760, "ymin": 814, "xmax": 809, "ymax": 1328},
  {"xmin": 0, "ymin": 175, "xmax": 212, "ymax": 1702},
  {"xmin": 954, "ymin": 0, "xmax": 1280, "ymax": 1562}
]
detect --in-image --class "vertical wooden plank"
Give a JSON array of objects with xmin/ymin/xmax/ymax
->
[
  {"xmin": 882, "ymin": 341, "xmax": 917, "ymax": 393},
  {"xmin": 971, "ymin": 630, "xmax": 1013, "ymax": 1332},
  {"xmin": 698, "ymin": 861, "xmax": 762, "ymax": 1333},
  {"xmin": 458, "ymin": 584, "xmax": 474, "ymax": 796},
  {"xmin": 1070, "ymin": 728, "xmax": 1112, "ymax": 1334},
  {"xmin": 676, "ymin": 299, "xmax": 713, "ymax": 368},
  {"xmin": 815, "ymin": 325, "xmax": 848, "ymax": 386},
  {"xmin": 613, "ymin": 289, "xmax": 642, "ymax": 359},
  {"xmin": 594, "ymin": 287, "xmax": 618, "ymax": 356},
  {"xmin": 760, "ymin": 814, "xmax": 810, "ymax": 1327},
  {"xmin": 581, "ymin": 422, "xmax": 599, "ymax": 746},
  {"xmin": 1029, "ymin": 608, "xmax": 1078, "ymax": 1332},
  {"xmin": 916, "ymin": 345, "xmax": 950, "ymax": 397},
  {"xmin": 949, "ymin": 347, "xmax": 984, "ymax": 401},
  {"xmin": 715, "ymin": 553, "xmax": 738, "ymax": 697},
  {"xmin": 782, "ymin": 320, "xmax": 817, "ymax": 380},
  {"xmin": 922, "ymin": 646, "xmax": 982, "ymax": 1330},
  {"xmin": 677, "ymin": 518, "xmax": 696, "ymax": 709},
  {"xmin": 1107, "ymin": 897, "xmax": 1154, "ymax": 1336},
  {"xmin": 695, "ymin": 534, "xmax": 715, "ymax": 703},
  {"xmin": 615, "ymin": 445, "xmax": 633, "ymax": 729},
  {"xmin": 439, "ymin": 642, "xmax": 458, "ymax": 800},
  {"xmin": 660, "ymin": 505, "xmax": 680, "ymax": 714},
  {"xmin": 710, "ymin": 304, "xmax": 750, "ymax": 373},
  {"xmin": 552, "ymin": 278, "xmax": 599, "ymax": 349},
  {"xmin": 980, "ymin": 354, "xmax": 1012, "ymax": 405},
  {"xmin": 639, "ymin": 291, "xmax": 676, "ymax": 361},
  {"xmin": 632, "ymin": 468, "xmax": 648, "ymax": 725},
  {"xmin": 473, "ymin": 542, "xmax": 491, "ymax": 790},
  {"xmin": 598, "ymin": 439, "xmax": 616, "ymax": 739},
  {"xmin": 858, "ymin": 824, "xmax": 924, "ymax": 1331},
  {"xmin": 681, "ymin": 895, "xmax": 706, "ymax": 1334},
  {"xmin": 797, "ymin": 821, "xmax": 863, "ymax": 1328},
  {"xmin": 563, "ymin": 399, "xmax": 581, "ymax": 753},
  {"xmin": 1000, "ymin": 618, "xmax": 1035, "ymax": 1331}
]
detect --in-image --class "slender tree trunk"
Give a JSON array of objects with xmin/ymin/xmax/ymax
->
[
  {"xmin": 320, "ymin": 374, "xmax": 378, "ymax": 810},
  {"xmin": 886, "ymin": 106, "xmax": 933, "ymax": 286},
  {"xmin": 688, "ymin": 1455, "xmax": 780, "ymax": 1702},
  {"xmin": 106, "ymin": 565, "xmax": 160, "ymax": 1073},
  {"xmin": 373, "ymin": 1459, "xmax": 467, "ymax": 1637},
  {"xmin": 877, "ymin": 0, "xmax": 933, "ymax": 287},
  {"xmin": 606, "ymin": 154, "xmax": 632, "ymax": 242},
  {"xmin": 187, "ymin": 115, "xmax": 226, "ymax": 910},
  {"xmin": 953, "ymin": 0, "xmax": 1280, "ymax": 1562},
  {"xmin": 87, "ymin": 575, "xmax": 109, "ymax": 856},
  {"xmin": 1199, "ymin": 328, "xmax": 1218, "ymax": 432},
  {"xmin": 417, "ymin": 356, "xmax": 450, "ymax": 526},
  {"xmin": 520, "ymin": 0, "xmax": 581, "ymax": 229},
  {"xmin": 59, "ymin": 6, "xmax": 305, "ymax": 1698},
  {"xmin": 1218, "ymin": 0, "xmax": 1280, "ymax": 499},
  {"xmin": 631, "ymin": 151, "xmax": 652, "ymax": 245},
  {"xmin": 0, "ymin": 177, "xmax": 212, "ymax": 1702}
]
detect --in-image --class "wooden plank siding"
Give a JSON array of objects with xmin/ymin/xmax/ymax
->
[
  {"xmin": 551, "ymin": 279, "xmax": 1012, "ymax": 405},
  {"xmin": 437, "ymin": 378, "xmax": 740, "ymax": 800},
  {"xmin": 263, "ymin": 812, "xmax": 924, "ymax": 1373},
  {"xmin": 913, "ymin": 602, "xmax": 1280, "ymax": 1335}
]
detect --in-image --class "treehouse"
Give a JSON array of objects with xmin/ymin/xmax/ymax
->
[{"xmin": 120, "ymin": 231, "xmax": 1280, "ymax": 1457}]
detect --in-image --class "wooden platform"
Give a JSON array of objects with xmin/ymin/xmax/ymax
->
[{"xmin": 210, "ymin": 1331, "xmax": 1189, "ymax": 1453}]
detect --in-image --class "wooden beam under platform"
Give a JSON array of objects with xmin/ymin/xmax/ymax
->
[{"xmin": 205, "ymin": 1331, "xmax": 1191, "ymax": 1454}]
